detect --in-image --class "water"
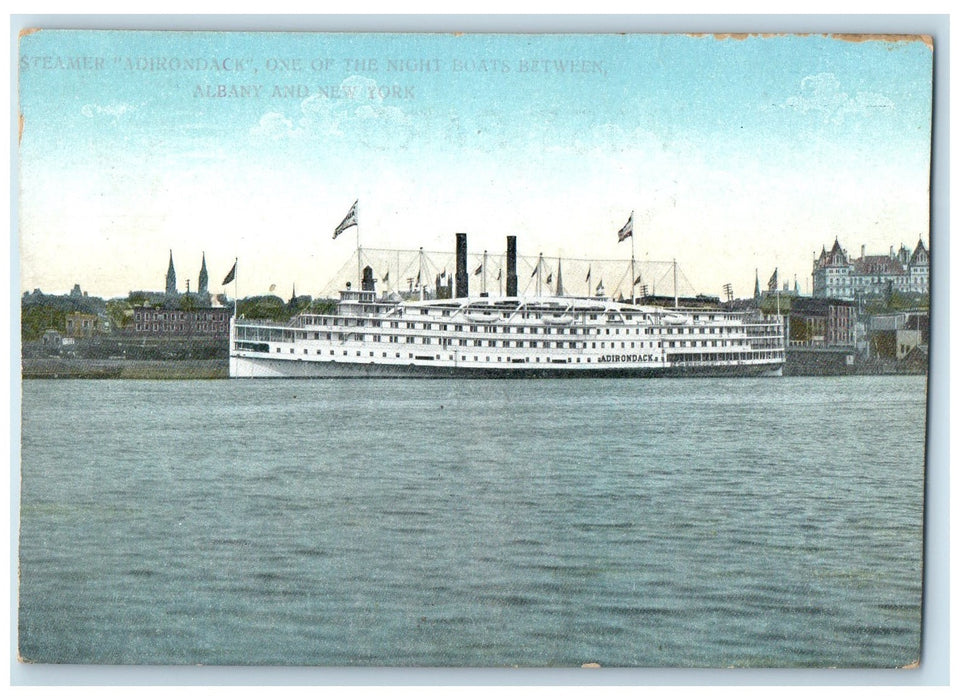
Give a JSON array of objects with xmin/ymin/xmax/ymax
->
[{"xmin": 18, "ymin": 376, "xmax": 926, "ymax": 667}]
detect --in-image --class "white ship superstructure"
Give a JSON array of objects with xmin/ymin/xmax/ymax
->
[
  {"xmin": 230, "ymin": 290, "xmax": 784, "ymax": 378},
  {"xmin": 230, "ymin": 232, "xmax": 783, "ymax": 378}
]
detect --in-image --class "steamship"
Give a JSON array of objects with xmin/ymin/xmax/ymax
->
[{"xmin": 229, "ymin": 234, "xmax": 784, "ymax": 378}]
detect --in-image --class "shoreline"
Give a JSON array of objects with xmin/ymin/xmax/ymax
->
[
  {"xmin": 21, "ymin": 357, "xmax": 925, "ymax": 380},
  {"xmin": 21, "ymin": 358, "xmax": 228, "ymax": 380}
]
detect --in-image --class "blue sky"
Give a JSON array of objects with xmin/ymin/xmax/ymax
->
[{"xmin": 18, "ymin": 30, "xmax": 933, "ymax": 299}]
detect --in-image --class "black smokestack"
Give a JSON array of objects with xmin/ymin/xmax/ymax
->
[
  {"xmin": 455, "ymin": 233, "xmax": 468, "ymax": 298},
  {"xmin": 506, "ymin": 235, "xmax": 518, "ymax": 297},
  {"xmin": 361, "ymin": 265, "xmax": 375, "ymax": 292}
]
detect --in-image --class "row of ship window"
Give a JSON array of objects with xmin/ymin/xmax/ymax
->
[
  {"xmin": 237, "ymin": 326, "xmax": 784, "ymax": 348},
  {"xmin": 254, "ymin": 337, "xmax": 755, "ymax": 350},
  {"xmin": 402, "ymin": 306, "xmax": 726, "ymax": 322},
  {"xmin": 409, "ymin": 309, "xmax": 661, "ymax": 321},
  {"xmin": 241, "ymin": 324, "xmax": 742, "ymax": 341},
  {"xmin": 308, "ymin": 337, "xmax": 664, "ymax": 349},
  {"xmin": 277, "ymin": 347, "xmax": 640, "ymax": 364},
  {"xmin": 665, "ymin": 351, "xmax": 782, "ymax": 363},
  {"xmin": 262, "ymin": 346, "xmax": 779, "ymax": 362},
  {"xmin": 298, "ymin": 317, "xmax": 734, "ymax": 332}
]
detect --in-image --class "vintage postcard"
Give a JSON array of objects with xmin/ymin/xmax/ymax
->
[{"xmin": 17, "ymin": 28, "xmax": 933, "ymax": 670}]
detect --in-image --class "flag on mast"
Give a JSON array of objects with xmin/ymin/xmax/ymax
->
[
  {"xmin": 474, "ymin": 263, "xmax": 483, "ymax": 275},
  {"xmin": 617, "ymin": 212, "xmax": 634, "ymax": 242},
  {"xmin": 222, "ymin": 261, "xmax": 237, "ymax": 285},
  {"xmin": 768, "ymin": 268, "xmax": 779, "ymax": 292},
  {"xmin": 333, "ymin": 200, "xmax": 358, "ymax": 239}
]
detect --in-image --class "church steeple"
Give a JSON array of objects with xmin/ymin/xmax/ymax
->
[
  {"xmin": 165, "ymin": 250, "xmax": 177, "ymax": 295},
  {"xmin": 198, "ymin": 252, "xmax": 209, "ymax": 295},
  {"xmin": 754, "ymin": 268, "xmax": 760, "ymax": 301}
]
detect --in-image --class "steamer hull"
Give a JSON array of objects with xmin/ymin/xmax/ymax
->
[{"xmin": 231, "ymin": 353, "xmax": 782, "ymax": 379}]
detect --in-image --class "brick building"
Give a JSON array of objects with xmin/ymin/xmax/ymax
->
[
  {"xmin": 788, "ymin": 297, "xmax": 856, "ymax": 347},
  {"xmin": 128, "ymin": 251, "xmax": 230, "ymax": 338},
  {"xmin": 132, "ymin": 306, "xmax": 231, "ymax": 337}
]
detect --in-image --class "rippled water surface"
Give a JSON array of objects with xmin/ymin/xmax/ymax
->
[{"xmin": 18, "ymin": 376, "xmax": 926, "ymax": 667}]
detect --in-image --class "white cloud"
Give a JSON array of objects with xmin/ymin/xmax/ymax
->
[
  {"xmin": 340, "ymin": 75, "xmax": 380, "ymax": 103},
  {"xmin": 355, "ymin": 103, "xmax": 410, "ymax": 125},
  {"xmin": 80, "ymin": 101, "xmax": 136, "ymax": 120},
  {"xmin": 851, "ymin": 91, "xmax": 896, "ymax": 110},
  {"xmin": 249, "ymin": 76, "xmax": 413, "ymax": 143},
  {"xmin": 249, "ymin": 111, "xmax": 302, "ymax": 140},
  {"xmin": 782, "ymin": 72, "xmax": 894, "ymax": 123}
]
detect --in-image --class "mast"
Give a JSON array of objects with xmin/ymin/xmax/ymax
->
[
  {"xmin": 631, "ymin": 230, "xmax": 636, "ymax": 304},
  {"xmin": 673, "ymin": 258, "xmax": 678, "ymax": 309},
  {"xmin": 356, "ymin": 201, "xmax": 362, "ymax": 289},
  {"xmin": 419, "ymin": 247, "xmax": 425, "ymax": 301},
  {"xmin": 776, "ymin": 283, "xmax": 783, "ymax": 353},
  {"xmin": 233, "ymin": 258, "xmax": 238, "ymax": 319},
  {"xmin": 537, "ymin": 252, "xmax": 543, "ymax": 297},
  {"xmin": 482, "ymin": 249, "xmax": 488, "ymax": 295}
]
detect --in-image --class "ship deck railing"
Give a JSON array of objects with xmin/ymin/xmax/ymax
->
[{"xmin": 235, "ymin": 318, "xmax": 296, "ymax": 329}]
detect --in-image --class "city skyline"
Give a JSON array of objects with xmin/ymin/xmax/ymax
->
[
  {"xmin": 18, "ymin": 31, "xmax": 933, "ymax": 300},
  {"xmin": 18, "ymin": 234, "xmax": 931, "ymax": 303}
]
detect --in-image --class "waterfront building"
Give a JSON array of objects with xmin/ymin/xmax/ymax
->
[
  {"xmin": 812, "ymin": 238, "xmax": 929, "ymax": 300},
  {"xmin": 894, "ymin": 329, "xmax": 922, "ymax": 360},
  {"xmin": 788, "ymin": 297, "xmax": 856, "ymax": 347},
  {"xmin": 126, "ymin": 251, "xmax": 230, "ymax": 338},
  {"xmin": 64, "ymin": 312, "xmax": 102, "ymax": 338},
  {"xmin": 867, "ymin": 310, "xmax": 929, "ymax": 359},
  {"xmin": 41, "ymin": 329, "xmax": 62, "ymax": 348},
  {"xmin": 870, "ymin": 327, "xmax": 925, "ymax": 362},
  {"xmin": 131, "ymin": 306, "xmax": 231, "ymax": 337}
]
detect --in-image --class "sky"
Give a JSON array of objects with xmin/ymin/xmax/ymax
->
[{"xmin": 17, "ymin": 30, "xmax": 933, "ymax": 300}]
